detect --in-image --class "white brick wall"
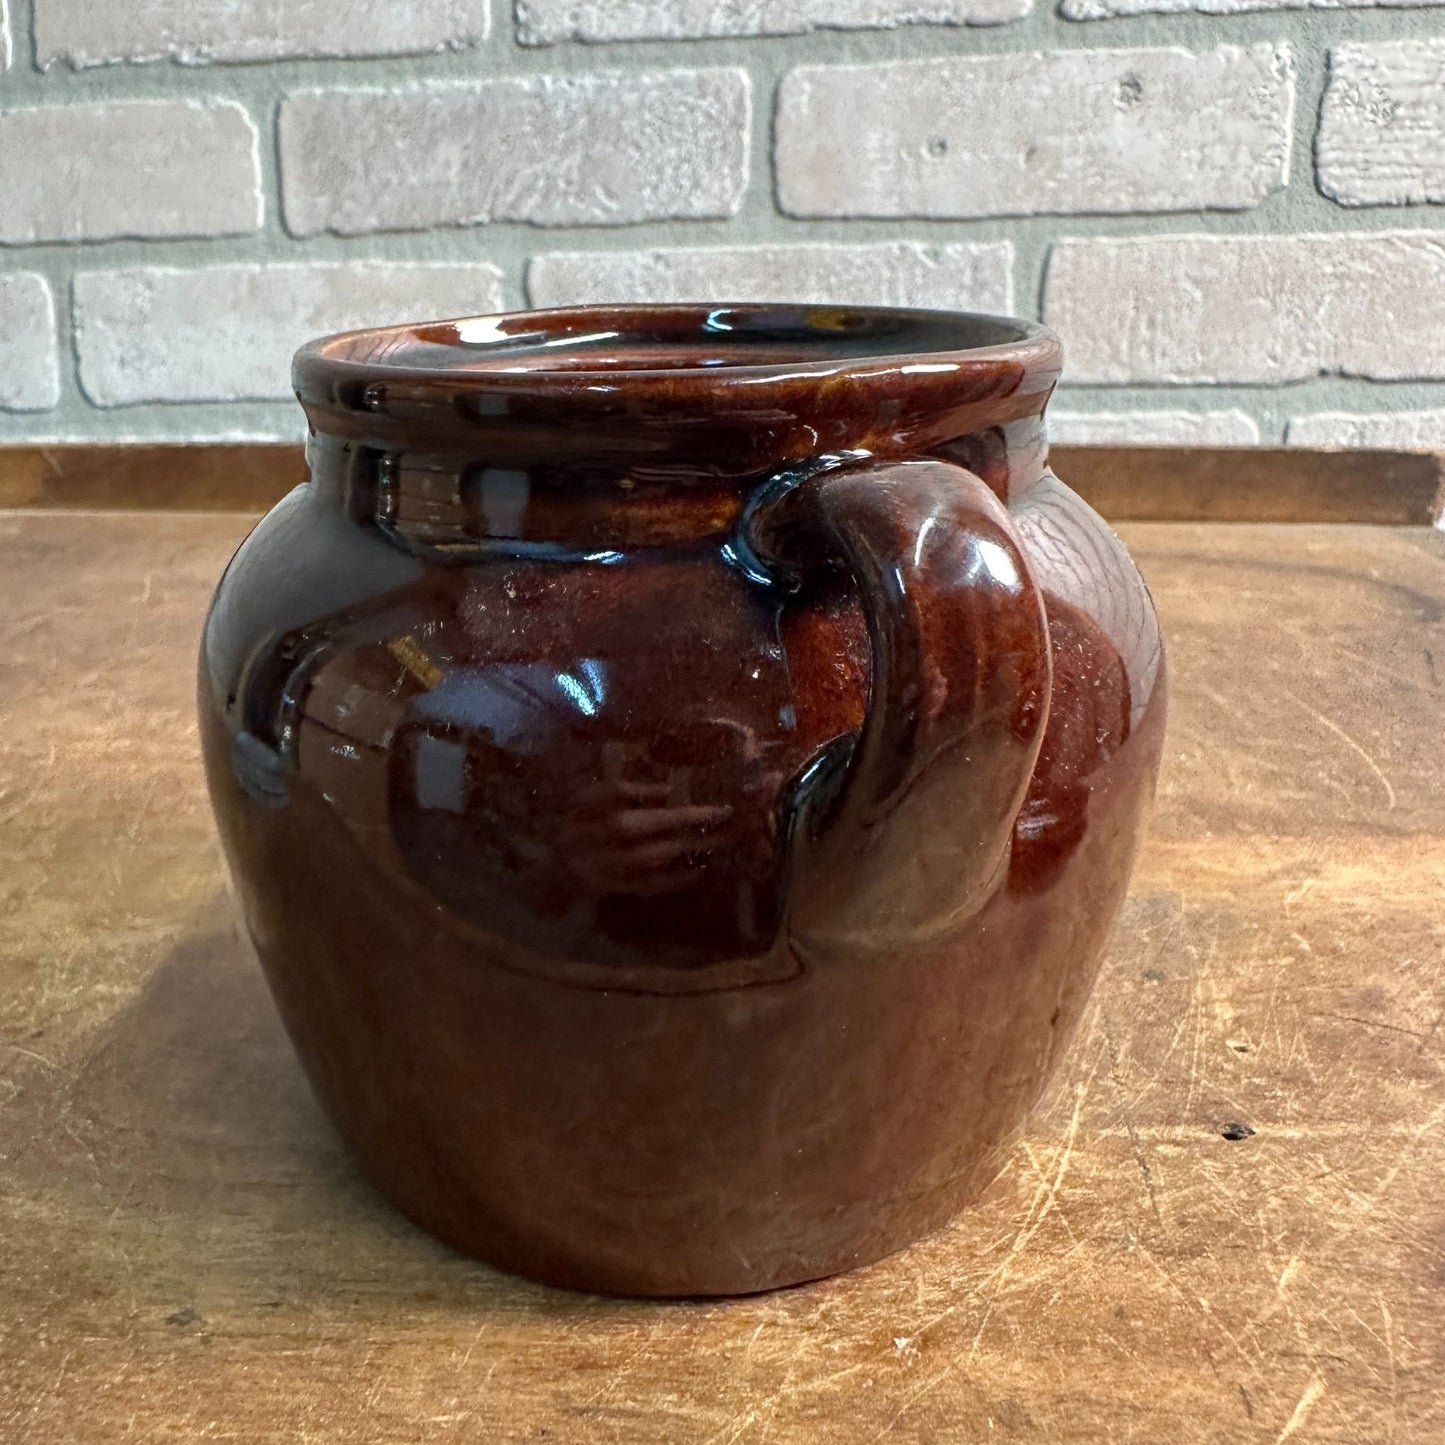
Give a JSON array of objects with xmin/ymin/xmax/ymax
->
[
  {"xmin": 0, "ymin": 100, "xmax": 261, "ymax": 243},
  {"xmin": 528, "ymin": 243, "xmax": 1014, "ymax": 312},
  {"xmin": 1318, "ymin": 41, "xmax": 1445, "ymax": 206},
  {"xmin": 0, "ymin": 5, "xmax": 1442, "ymax": 446},
  {"xmin": 280, "ymin": 72, "xmax": 750, "ymax": 236},
  {"xmin": 0, "ymin": 275, "xmax": 59, "ymax": 413},
  {"xmin": 777, "ymin": 45, "xmax": 1294, "ymax": 218},
  {"xmin": 35, "ymin": 0, "xmax": 492, "ymax": 67},
  {"xmin": 74, "ymin": 264, "xmax": 505, "ymax": 406},
  {"xmin": 1287, "ymin": 409, "xmax": 1445, "ymax": 448},
  {"xmin": 1062, "ymin": 0, "xmax": 1445, "ymax": 16},
  {"xmin": 1044, "ymin": 233, "xmax": 1445, "ymax": 384},
  {"xmin": 517, "ymin": 0, "xmax": 1029, "ymax": 44}
]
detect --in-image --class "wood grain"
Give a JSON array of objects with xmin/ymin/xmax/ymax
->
[
  {"xmin": 0, "ymin": 444, "xmax": 309, "ymax": 512},
  {"xmin": 2, "ymin": 443, "xmax": 1443, "ymax": 524},
  {"xmin": 1, "ymin": 512, "xmax": 1442, "ymax": 1442},
  {"xmin": 1053, "ymin": 444, "xmax": 1445, "ymax": 525}
]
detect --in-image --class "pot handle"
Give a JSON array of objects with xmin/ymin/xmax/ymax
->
[{"xmin": 745, "ymin": 458, "xmax": 1052, "ymax": 953}]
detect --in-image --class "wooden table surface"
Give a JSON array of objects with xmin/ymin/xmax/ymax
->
[{"xmin": 1, "ymin": 511, "xmax": 1442, "ymax": 1443}]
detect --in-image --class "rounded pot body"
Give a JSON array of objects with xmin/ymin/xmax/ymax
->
[{"xmin": 198, "ymin": 305, "xmax": 1166, "ymax": 1295}]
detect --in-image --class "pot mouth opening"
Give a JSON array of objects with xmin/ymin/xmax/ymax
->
[{"xmin": 296, "ymin": 302, "xmax": 1057, "ymax": 390}]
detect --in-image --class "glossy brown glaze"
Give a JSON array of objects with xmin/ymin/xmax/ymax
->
[{"xmin": 198, "ymin": 304, "xmax": 1166, "ymax": 1296}]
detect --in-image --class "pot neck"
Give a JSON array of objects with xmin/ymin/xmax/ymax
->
[{"xmin": 305, "ymin": 414, "xmax": 1052, "ymax": 555}]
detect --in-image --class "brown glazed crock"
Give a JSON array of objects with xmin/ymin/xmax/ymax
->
[{"xmin": 198, "ymin": 304, "xmax": 1166, "ymax": 1296}]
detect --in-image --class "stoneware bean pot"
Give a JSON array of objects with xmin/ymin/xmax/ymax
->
[{"xmin": 198, "ymin": 304, "xmax": 1166, "ymax": 1296}]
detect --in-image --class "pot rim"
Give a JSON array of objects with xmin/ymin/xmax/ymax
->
[{"xmin": 294, "ymin": 301, "xmax": 1060, "ymax": 405}]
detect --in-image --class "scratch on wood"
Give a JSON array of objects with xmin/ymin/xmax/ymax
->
[
  {"xmin": 2, "ymin": 1042, "xmax": 57, "ymax": 1069},
  {"xmin": 1310, "ymin": 1011, "xmax": 1432, "ymax": 1043},
  {"xmin": 1379, "ymin": 1296, "xmax": 1400, "ymax": 1444},
  {"xmin": 1284, "ymin": 880, "xmax": 1317, "ymax": 911},
  {"xmin": 904, "ymin": 1302, "xmax": 957, "ymax": 1342},
  {"xmin": 573, "ymin": 1325, "xmax": 662, "ymax": 1410},
  {"xmin": 709, "ymin": 1408, "xmax": 758, "ymax": 1445},
  {"xmin": 878, "ymin": 1360, "xmax": 953, "ymax": 1436},
  {"xmin": 1274, "ymin": 1375, "xmax": 1326, "ymax": 1443},
  {"xmin": 1277, "ymin": 1255, "xmax": 1300, "ymax": 1296},
  {"xmin": 965, "ymin": 1084, "xmax": 1086, "ymax": 1361},
  {"xmin": 792, "ymin": 1360, "xmax": 872, "ymax": 1397},
  {"xmin": 1104, "ymin": 1028, "xmax": 1166, "ymax": 1232},
  {"xmin": 1196, "ymin": 1293, "xmax": 1267, "ymax": 1373},
  {"xmin": 1338, "ymin": 1301, "xmax": 1393, "ymax": 1397},
  {"xmin": 1021, "ymin": 1142, "xmax": 1079, "ymax": 1244},
  {"xmin": 1277, "ymin": 685, "xmax": 1397, "ymax": 811},
  {"xmin": 456, "ymin": 1323, "xmax": 493, "ymax": 1370},
  {"xmin": 1420, "ymin": 1005, "xmax": 1445, "ymax": 1056},
  {"xmin": 1360, "ymin": 1100, "xmax": 1445, "ymax": 1213}
]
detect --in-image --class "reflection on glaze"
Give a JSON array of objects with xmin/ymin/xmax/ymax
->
[{"xmin": 198, "ymin": 303, "xmax": 1165, "ymax": 1298}]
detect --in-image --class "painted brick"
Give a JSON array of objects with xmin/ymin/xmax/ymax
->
[
  {"xmin": 776, "ymin": 44, "xmax": 1293, "ymax": 219},
  {"xmin": 1318, "ymin": 41, "xmax": 1445, "ymax": 207},
  {"xmin": 1063, "ymin": 0, "xmax": 1445, "ymax": 16},
  {"xmin": 518, "ymin": 0, "xmax": 1027, "ymax": 45},
  {"xmin": 74, "ymin": 264, "xmax": 505, "ymax": 406},
  {"xmin": 35, "ymin": 0, "xmax": 490, "ymax": 68},
  {"xmin": 1286, "ymin": 409, "xmax": 1445, "ymax": 449},
  {"xmin": 1047, "ymin": 410, "xmax": 1261, "ymax": 445},
  {"xmin": 0, "ymin": 274, "xmax": 60, "ymax": 413},
  {"xmin": 0, "ymin": 100, "xmax": 260, "ymax": 244},
  {"xmin": 528, "ymin": 242, "xmax": 1014, "ymax": 313},
  {"xmin": 1044, "ymin": 233, "xmax": 1445, "ymax": 385},
  {"xmin": 281, "ymin": 71, "xmax": 750, "ymax": 237}
]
